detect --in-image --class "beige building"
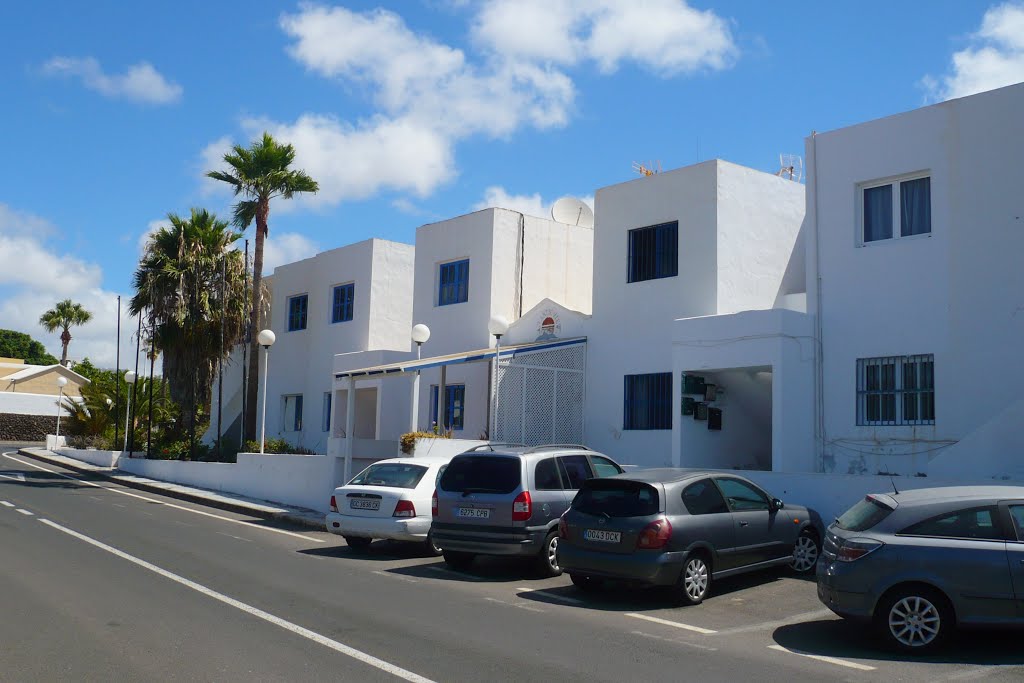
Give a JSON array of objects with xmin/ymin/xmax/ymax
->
[{"xmin": 1, "ymin": 359, "xmax": 88, "ymax": 397}]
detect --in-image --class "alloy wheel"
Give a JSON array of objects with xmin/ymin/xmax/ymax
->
[
  {"xmin": 791, "ymin": 534, "xmax": 819, "ymax": 573},
  {"xmin": 888, "ymin": 596, "xmax": 941, "ymax": 648},
  {"xmin": 547, "ymin": 535, "xmax": 560, "ymax": 572},
  {"xmin": 684, "ymin": 558, "xmax": 708, "ymax": 602}
]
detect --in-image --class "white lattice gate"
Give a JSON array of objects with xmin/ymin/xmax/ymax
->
[{"xmin": 492, "ymin": 341, "xmax": 586, "ymax": 446}]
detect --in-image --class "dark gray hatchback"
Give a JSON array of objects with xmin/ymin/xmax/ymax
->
[{"xmin": 557, "ymin": 469, "xmax": 821, "ymax": 605}]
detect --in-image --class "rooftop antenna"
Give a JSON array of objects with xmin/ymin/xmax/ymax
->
[
  {"xmin": 776, "ymin": 154, "xmax": 803, "ymax": 183},
  {"xmin": 889, "ymin": 475, "xmax": 900, "ymax": 495},
  {"xmin": 632, "ymin": 160, "xmax": 662, "ymax": 177}
]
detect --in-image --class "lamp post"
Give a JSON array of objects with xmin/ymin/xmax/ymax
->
[
  {"xmin": 55, "ymin": 376, "xmax": 68, "ymax": 441},
  {"xmin": 409, "ymin": 324, "xmax": 430, "ymax": 433},
  {"xmin": 122, "ymin": 371, "xmax": 137, "ymax": 453},
  {"xmin": 488, "ymin": 315, "xmax": 510, "ymax": 440},
  {"xmin": 257, "ymin": 329, "xmax": 276, "ymax": 454}
]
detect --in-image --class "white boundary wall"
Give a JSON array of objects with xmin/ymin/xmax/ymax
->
[
  {"xmin": 56, "ymin": 447, "xmax": 119, "ymax": 468},
  {"xmin": 1, "ymin": 392, "xmax": 80, "ymax": 415}
]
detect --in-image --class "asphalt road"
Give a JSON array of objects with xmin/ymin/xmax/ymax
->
[{"xmin": 2, "ymin": 446, "xmax": 1023, "ymax": 682}]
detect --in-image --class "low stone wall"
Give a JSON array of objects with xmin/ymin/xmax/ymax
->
[{"xmin": 0, "ymin": 413, "xmax": 58, "ymax": 441}]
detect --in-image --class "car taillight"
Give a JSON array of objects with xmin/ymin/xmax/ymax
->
[
  {"xmin": 836, "ymin": 538, "xmax": 883, "ymax": 562},
  {"xmin": 431, "ymin": 489, "xmax": 438, "ymax": 517},
  {"xmin": 558, "ymin": 515, "xmax": 568, "ymax": 539},
  {"xmin": 393, "ymin": 500, "xmax": 416, "ymax": 518},
  {"xmin": 329, "ymin": 495, "xmax": 338, "ymax": 513},
  {"xmin": 637, "ymin": 518, "xmax": 672, "ymax": 550},
  {"xmin": 512, "ymin": 490, "xmax": 532, "ymax": 522}
]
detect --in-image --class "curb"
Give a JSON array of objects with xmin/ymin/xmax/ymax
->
[{"xmin": 15, "ymin": 448, "xmax": 326, "ymax": 532}]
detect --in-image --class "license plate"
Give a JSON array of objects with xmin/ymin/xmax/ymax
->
[
  {"xmin": 349, "ymin": 499, "xmax": 380, "ymax": 510},
  {"xmin": 456, "ymin": 507, "xmax": 491, "ymax": 519},
  {"xmin": 583, "ymin": 529, "xmax": 621, "ymax": 543}
]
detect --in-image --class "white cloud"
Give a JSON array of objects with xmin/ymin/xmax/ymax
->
[
  {"xmin": 138, "ymin": 219, "xmax": 170, "ymax": 258},
  {"xmin": 0, "ymin": 204, "xmax": 57, "ymax": 238},
  {"xmin": 198, "ymin": 136, "xmax": 235, "ymax": 197},
  {"xmin": 261, "ymin": 232, "xmax": 319, "ymax": 273},
  {"xmin": 473, "ymin": 186, "xmax": 593, "ymax": 220},
  {"xmin": 923, "ymin": 2, "xmax": 1024, "ymax": 101},
  {"xmin": 42, "ymin": 56, "xmax": 183, "ymax": 104}
]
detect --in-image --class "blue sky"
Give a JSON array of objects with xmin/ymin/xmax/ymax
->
[{"xmin": 2, "ymin": 0, "xmax": 1023, "ymax": 366}]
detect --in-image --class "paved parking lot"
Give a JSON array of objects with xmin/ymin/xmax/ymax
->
[{"xmin": 318, "ymin": 539, "xmax": 1024, "ymax": 682}]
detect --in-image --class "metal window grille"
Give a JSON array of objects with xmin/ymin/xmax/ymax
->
[
  {"xmin": 623, "ymin": 372, "xmax": 672, "ymax": 430},
  {"xmin": 493, "ymin": 343, "xmax": 586, "ymax": 446},
  {"xmin": 628, "ymin": 222, "xmax": 678, "ymax": 283},
  {"xmin": 857, "ymin": 355, "xmax": 934, "ymax": 426},
  {"xmin": 288, "ymin": 294, "xmax": 308, "ymax": 331},
  {"xmin": 438, "ymin": 259, "xmax": 469, "ymax": 306},
  {"xmin": 430, "ymin": 384, "xmax": 465, "ymax": 431},
  {"xmin": 332, "ymin": 283, "xmax": 354, "ymax": 323}
]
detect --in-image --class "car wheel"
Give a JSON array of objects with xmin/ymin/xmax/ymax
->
[
  {"xmin": 344, "ymin": 536, "xmax": 372, "ymax": 550},
  {"xmin": 790, "ymin": 530, "xmax": 821, "ymax": 574},
  {"xmin": 875, "ymin": 586, "xmax": 953, "ymax": 652},
  {"xmin": 536, "ymin": 531, "xmax": 562, "ymax": 578},
  {"xmin": 671, "ymin": 553, "xmax": 711, "ymax": 606},
  {"xmin": 423, "ymin": 531, "xmax": 443, "ymax": 557},
  {"xmin": 569, "ymin": 573, "xmax": 601, "ymax": 592},
  {"xmin": 442, "ymin": 550, "xmax": 475, "ymax": 571}
]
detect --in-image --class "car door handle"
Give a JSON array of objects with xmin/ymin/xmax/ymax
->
[{"xmin": 739, "ymin": 521, "xmax": 749, "ymax": 527}]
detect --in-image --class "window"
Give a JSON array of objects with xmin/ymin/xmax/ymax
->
[
  {"xmin": 628, "ymin": 221, "xmax": 678, "ymax": 282},
  {"xmin": 439, "ymin": 455, "xmax": 521, "ymax": 494},
  {"xmin": 857, "ymin": 355, "xmax": 934, "ymax": 426},
  {"xmin": 438, "ymin": 259, "xmax": 469, "ymax": 306},
  {"xmin": 861, "ymin": 175, "xmax": 930, "ymax": 244},
  {"xmin": 900, "ymin": 506, "xmax": 1005, "ymax": 541},
  {"xmin": 715, "ymin": 478, "xmax": 770, "ymax": 511},
  {"xmin": 573, "ymin": 480, "xmax": 660, "ymax": 518},
  {"xmin": 623, "ymin": 373, "xmax": 672, "ymax": 430},
  {"xmin": 287, "ymin": 294, "xmax": 308, "ymax": 331},
  {"xmin": 430, "ymin": 384, "xmax": 465, "ymax": 431},
  {"xmin": 282, "ymin": 394, "xmax": 303, "ymax": 432},
  {"xmin": 1009, "ymin": 505, "xmax": 1024, "ymax": 541},
  {"xmin": 682, "ymin": 479, "xmax": 729, "ymax": 515},
  {"xmin": 349, "ymin": 463, "xmax": 428, "ymax": 489},
  {"xmin": 322, "ymin": 392, "xmax": 332, "ymax": 432},
  {"xmin": 558, "ymin": 455, "xmax": 593, "ymax": 489},
  {"xmin": 331, "ymin": 283, "xmax": 354, "ymax": 323},
  {"xmin": 534, "ymin": 458, "xmax": 563, "ymax": 490},
  {"xmin": 835, "ymin": 496, "xmax": 894, "ymax": 532},
  {"xmin": 590, "ymin": 455, "xmax": 623, "ymax": 478}
]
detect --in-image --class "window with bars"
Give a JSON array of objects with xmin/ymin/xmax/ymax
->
[
  {"xmin": 628, "ymin": 221, "xmax": 678, "ymax": 283},
  {"xmin": 331, "ymin": 283, "xmax": 354, "ymax": 323},
  {"xmin": 861, "ymin": 175, "xmax": 931, "ymax": 244},
  {"xmin": 623, "ymin": 373, "xmax": 672, "ymax": 430},
  {"xmin": 287, "ymin": 294, "xmax": 308, "ymax": 331},
  {"xmin": 430, "ymin": 384, "xmax": 465, "ymax": 431},
  {"xmin": 857, "ymin": 355, "xmax": 934, "ymax": 426},
  {"xmin": 438, "ymin": 259, "xmax": 469, "ymax": 306}
]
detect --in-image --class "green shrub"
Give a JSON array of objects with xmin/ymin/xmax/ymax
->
[
  {"xmin": 399, "ymin": 431, "xmax": 450, "ymax": 454},
  {"xmin": 154, "ymin": 440, "xmax": 211, "ymax": 461},
  {"xmin": 243, "ymin": 438, "xmax": 317, "ymax": 455}
]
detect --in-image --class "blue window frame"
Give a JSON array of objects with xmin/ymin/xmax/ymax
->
[
  {"xmin": 331, "ymin": 283, "xmax": 354, "ymax": 323},
  {"xmin": 287, "ymin": 294, "xmax": 308, "ymax": 331},
  {"xmin": 628, "ymin": 221, "xmax": 678, "ymax": 283},
  {"xmin": 624, "ymin": 373, "xmax": 672, "ymax": 430},
  {"xmin": 322, "ymin": 392, "xmax": 332, "ymax": 432},
  {"xmin": 430, "ymin": 384, "xmax": 465, "ymax": 431},
  {"xmin": 438, "ymin": 259, "xmax": 469, "ymax": 306}
]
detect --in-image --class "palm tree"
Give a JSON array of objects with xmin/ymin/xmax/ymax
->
[
  {"xmin": 206, "ymin": 132, "xmax": 318, "ymax": 440},
  {"xmin": 39, "ymin": 299, "xmax": 92, "ymax": 366},
  {"xmin": 130, "ymin": 208, "xmax": 249, "ymax": 456}
]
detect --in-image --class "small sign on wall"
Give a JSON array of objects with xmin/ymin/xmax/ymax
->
[{"xmin": 708, "ymin": 407, "xmax": 722, "ymax": 431}]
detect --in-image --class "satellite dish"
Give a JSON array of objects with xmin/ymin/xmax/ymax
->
[{"xmin": 550, "ymin": 197, "xmax": 594, "ymax": 228}]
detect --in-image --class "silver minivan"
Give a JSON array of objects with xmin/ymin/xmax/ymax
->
[{"xmin": 431, "ymin": 444, "xmax": 624, "ymax": 577}]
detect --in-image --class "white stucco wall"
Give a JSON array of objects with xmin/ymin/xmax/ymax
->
[
  {"xmin": 806, "ymin": 81, "xmax": 1024, "ymax": 477},
  {"xmin": 0, "ymin": 392, "xmax": 79, "ymax": 416}
]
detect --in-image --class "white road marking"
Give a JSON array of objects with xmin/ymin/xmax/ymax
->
[
  {"xmin": 3, "ymin": 454, "xmax": 323, "ymax": 543},
  {"xmin": 630, "ymin": 630, "xmax": 718, "ymax": 652},
  {"xmin": 111, "ymin": 503, "xmax": 127, "ymax": 508},
  {"xmin": 484, "ymin": 597, "xmax": 546, "ymax": 613},
  {"xmin": 38, "ymin": 518, "xmax": 435, "ymax": 683},
  {"xmin": 514, "ymin": 586, "xmax": 586, "ymax": 605},
  {"xmin": 217, "ymin": 532, "xmax": 253, "ymax": 543},
  {"xmin": 0, "ymin": 472, "xmax": 26, "ymax": 482},
  {"xmin": 372, "ymin": 570, "xmax": 420, "ymax": 584},
  {"xmin": 625, "ymin": 612, "xmax": 718, "ymax": 635},
  {"xmin": 17, "ymin": 508, "xmax": 34, "ymax": 516},
  {"xmin": 767, "ymin": 644, "xmax": 876, "ymax": 671},
  {"xmin": 714, "ymin": 609, "xmax": 833, "ymax": 636},
  {"xmin": 1, "ymin": 501, "xmax": 15, "ymax": 508},
  {"xmin": 423, "ymin": 565, "xmax": 483, "ymax": 582}
]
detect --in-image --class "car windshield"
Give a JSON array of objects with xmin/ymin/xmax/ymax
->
[
  {"xmin": 438, "ymin": 455, "xmax": 521, "ymax": 494},
  {"xmin": 835, "ymin": 496, "xmax": 894, "ymax": 531},
  {"xmin": 573, "ymin": 480, "xmax": 659, "ymax": 518},
  {"xmin": 349, "ymin": 463, "xmax": 428, "ymax": 489}
]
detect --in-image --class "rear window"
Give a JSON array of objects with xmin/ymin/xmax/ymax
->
[
  {"xmin": 572, "ymin": 480, "xmax": 659, "ymax": 518},
  {"xmin": 349, "ymin": 463, "xmax": 428, "ymax": 489},
  {"xmin": 439, "ymin": 455, "xmax": 521, "ymax": 494},
  {"xmin": 835, "ymin": 496, "xmax": 894, "ymax": 532}
]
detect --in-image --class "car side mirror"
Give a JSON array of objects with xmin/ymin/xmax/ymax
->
[{"xmin": 771, "ymin": 498, "xmax": 784, "ymax": 512}]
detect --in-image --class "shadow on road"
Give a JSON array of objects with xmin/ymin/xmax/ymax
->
[{"xmin": 298, "ymin": 539, "xmax": 441, "ymax": 561}]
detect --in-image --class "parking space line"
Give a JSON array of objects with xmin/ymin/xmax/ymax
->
[
  {"xmin": 625, "ymin": 612, "xmax": 717, "ymax": 635},
  {"xmin": 630, "ymin": 630, "xmax": 718, "ymax": 652},
  {"xmin": 1, "ymin": 501, "xmax": 14, "ymax": 507},
  {"xmin": 767, "ymin": 644, "xmax": 876, "ymax": 671},
  {"xmin": 514, "ymin": 586, "xmax": 586, "ymax": 605},
  {"xmin": 713, "ymin": 609, "xmax": 834, "ymax": 636},
  {"xmin": 17, "ymin": 508, "xmax": 34, "ymax": 516},
  {"xmin": 484, "ymin": 597, "xmax": 546, "ymax": 613},
  {"xmin": 373, "ymin": 570, "xmax": 420, "ymax": 584},
  {"xmin": 422, "ymin": 566, "xmax": 484, "ymax": 582}
]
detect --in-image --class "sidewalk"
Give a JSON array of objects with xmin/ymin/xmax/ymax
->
[{"xmin": 14, "ymin": 447, "xmax": 326, "ymax": 531}]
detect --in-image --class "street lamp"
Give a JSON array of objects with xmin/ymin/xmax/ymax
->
[
  {"xmin": 409, "ymin": 324, "xmax": 431, "ymax": 432},
  {"xmin": 257, "ymin": 329, "xmax": 276, "ymax": 454},
  {"xmin": 488, "ymin": 315, "xmax": 510, "ymax": 439},
  {"xmin": 55, "ymin": 376, "xmax": 68, "ymax": 441},
  {"xmin": 122, "ymin": 371, "xmax": 137, "ymax": 453}
]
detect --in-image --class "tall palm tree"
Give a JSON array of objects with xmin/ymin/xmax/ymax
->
[
  {"xmin": 130, "ymin": 208, "xmax": 249, "ymax": 455},
  {"xmin": 206, "ymin": 132, "xmax": 318, "ymax": 440},
  {"xmin": 39, "ymin": 299, "xmax": 92, "ymax": 366}
]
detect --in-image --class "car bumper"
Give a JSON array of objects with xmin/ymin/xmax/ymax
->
[
  {"xmin": 325, "ymin": 513, "xmax": 431, "ymax": 542},
  {"xmin": 816, "ymin": 559, "xmax": 873, "ymax": 620},
  {"xmin": 557, "ymin": 543, "xmax": 686, "ymax": 586},
  {"xmin": 431, "ymin": 524, "xmax": 549, "ymax": 556}
]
